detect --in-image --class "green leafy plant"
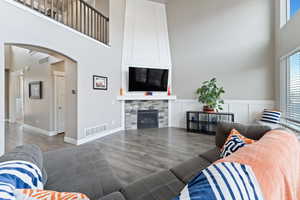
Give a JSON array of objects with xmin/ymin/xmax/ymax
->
[{"xmin": 196, "ymin": 78, "xmax": 225, "ymax": 111}]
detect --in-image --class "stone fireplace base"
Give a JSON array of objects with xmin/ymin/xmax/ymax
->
[{"xmin": 125, "ymin": 100, "xmax": 168, "ymax": 130}]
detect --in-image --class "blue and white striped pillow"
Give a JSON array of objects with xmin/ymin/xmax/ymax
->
[
  {"xmin": 0, "ymin": 160, "xmax": 43, "ymax": 200},
  {"xmin": 173, "ymin": 162, "xmax": 263, "ymax": 200},
  {"xmin": 260, "ymin": 109, "xmax": 281, "ymax": 124}
]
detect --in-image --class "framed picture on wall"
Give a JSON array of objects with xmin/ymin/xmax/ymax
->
[
  {"xmin": 93, "ymin": 75, "xmax": 108, "ymax": 90},
  {"xmin": 29, "ymin": 81, "xmax": 43, "ymax": 99}
]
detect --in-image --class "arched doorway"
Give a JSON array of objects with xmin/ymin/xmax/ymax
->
[{"xmin": 4, "ymin": 43, "xmax": 78, "ymax": 152}]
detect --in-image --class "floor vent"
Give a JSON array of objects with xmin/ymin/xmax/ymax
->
[{"xmin": 85, "ymin": 124, "xmax": 107, "ymax": 137}]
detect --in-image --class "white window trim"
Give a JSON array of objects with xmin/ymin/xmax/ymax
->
[
  {"xmin": 280, "ymin": 50, "xmax": 300, "ymax": 131},
  {"xmin": 287, "ymin": 0, "xmax": 291, "ymax": 21}
]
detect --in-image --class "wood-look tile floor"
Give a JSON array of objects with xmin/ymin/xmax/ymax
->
[
  {"xmin": 5, "ymin": 122, "xmax": 215, "ymax": 185},
  {"xmin": 5, "ymin": 122, "xmax": 73, "ymax": 152}
]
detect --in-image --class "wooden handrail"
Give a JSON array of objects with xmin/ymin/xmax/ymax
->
[{"xmin": 14, "ymin": 0, "xmax": 109, "ymax": 45}]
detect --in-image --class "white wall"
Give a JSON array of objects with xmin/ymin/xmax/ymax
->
[
  {"xmin": 166, "ymin": 0, "xmax": 275, "ymax": 100},
  {"xmin": 0, "ymin": 0, "xmax": 125, "ymax": 154},
  {"xmin": 121, "ymin": 0, "xmax": 172, "ymax": 95}
]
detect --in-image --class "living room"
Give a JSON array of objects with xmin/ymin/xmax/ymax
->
[{"xmin": 0, "ymin": 0, "xmax": 300, "ymax": 199}]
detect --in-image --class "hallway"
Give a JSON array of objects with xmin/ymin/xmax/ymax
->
[{"xmin": 5, "ymin": 122, "xmax": 73, "ymax": 152}]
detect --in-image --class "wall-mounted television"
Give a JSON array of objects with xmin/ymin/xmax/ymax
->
[{"xmin": 128, "ymin": 67, "xmax": 169, "ymax": 92}]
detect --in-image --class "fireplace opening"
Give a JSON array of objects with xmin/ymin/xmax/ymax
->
[{"xmin": 137, "ymin": 110, "xmax": 159, "ymax": 129}]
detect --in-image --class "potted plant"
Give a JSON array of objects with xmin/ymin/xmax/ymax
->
[{"xmin": 196, "ymin": 78, "xmax": 225, "ymax": 112}]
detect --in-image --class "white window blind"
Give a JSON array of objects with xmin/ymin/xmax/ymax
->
[{"xmin": 286, "ymin": 52, "xmax": 300, "ymax": 123}]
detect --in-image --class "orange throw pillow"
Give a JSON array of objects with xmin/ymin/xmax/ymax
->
[
  {"xmin": 221, "ymin": 129, "xmax": 256, "ymax": 151},
  {"xmin": 15, "ymin": 189, "xmax": 90, "ymax": 200}
]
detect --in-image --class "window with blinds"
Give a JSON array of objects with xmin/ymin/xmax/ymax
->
[{"xmin": 286, "ymin": 52, "xmax": 300, "ymax": 124}]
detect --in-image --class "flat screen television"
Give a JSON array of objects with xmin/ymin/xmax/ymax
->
[{"xmin": 128, "ymin": 67, "xmax": 169, "ymax": 92}]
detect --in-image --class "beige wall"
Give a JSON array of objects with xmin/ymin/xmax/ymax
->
[
  {"xmin": 4, "ymin": 46, "xmax": 11, "ymax": 69},
  {"xmin": 166, "ymin": 0, "xmax": 275, "ymax": 100},
  {"xmin": 278, "ymin": 10, "xmax": 300, "ymax": 56},
  {"xmin": 9, "ymin": 46, "xmax": 54, "ymax": 130},
  {"xmin": 64, "ymin": 59, "xmax": 77, "ymax": 140},
  {"xmin": 84, "ymin": 0, "xmax": 109, "ymax": 17},
  {"xmin": 51, "ymin": 61, "xmax": 65, "ymax": 72},
  {"xmin": 4, "ymin": 70, "xmax": 9, "ymax": 120},
  {"xmin": 24, "ymin": 59, "xmax": 53, "ymax": 130},
  {"xmin": 95, "ymin": 0, "xmax": 109, "ymax": 17},
  {"xmin": 4, "ymin": 46, "xmax": 11, "ymax": 120}
]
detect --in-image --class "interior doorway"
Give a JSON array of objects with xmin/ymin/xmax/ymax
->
[
  {"xmin": 53, "ymin": 71, "xmax": 66, "ymax": 134},
  {"xmin": 4, "ymin": 44, "xmax": 77, "ymax": 152}
]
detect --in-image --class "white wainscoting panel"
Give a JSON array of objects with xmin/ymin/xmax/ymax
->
[{"xmin": 170, "ymin": 99, "xmax": 275, "ymax": 128}]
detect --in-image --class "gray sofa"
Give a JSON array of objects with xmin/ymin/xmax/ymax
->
[{"xmin": 0, "ymin": 123, "xmax": 271, "ymax": 200}]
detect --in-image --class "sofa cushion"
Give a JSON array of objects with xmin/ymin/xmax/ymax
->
[
  {"xmin": 199, "ymin": 147, "xmax": 220, "ymax": 163},
  {"xmin": 99, "ymin": 192, "xmax": 126, "ymax": 200},
  {"xmin": 216, "ymin": 122, "xmax": 271, "ymax": 148},
  {"xmin": 121, "ymin": 170, "xmax": 185, "ymax": 200},
  {"xmin": 170, "ymin": 156, "xmax": 211, "ymax": 184},
  {"xmin": 43, "ymin": 144, "xmax": 122, "ymax": 200},
  {"xmin": 0, "ymin": 144, "xmax": 47, "ymax": 184}
]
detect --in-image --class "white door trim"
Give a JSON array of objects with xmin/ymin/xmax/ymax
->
[
  {"xmin": 9, "ymin": 70, "xmax": 24, "ymax": 124},
  {"xmin": 53, "ymin": 71, "xmax": 65, "ymax": 134}
]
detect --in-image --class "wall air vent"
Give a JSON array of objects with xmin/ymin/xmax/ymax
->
[
  {"xmin": 84, "ymin": 124, "xmax": 108, "ymax": 137},
  {"xmin": 38, "ymin": 57, "xmax": 49, "ymax": 64}
]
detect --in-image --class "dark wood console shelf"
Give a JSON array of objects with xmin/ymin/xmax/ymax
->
[{"xmin": 186, "ymin": 111, "xmax": 234, "ymax": 135}]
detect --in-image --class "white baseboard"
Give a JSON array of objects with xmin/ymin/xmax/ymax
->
[
  {"xmin": 64, "ymin": 127, "xmax": 123, "ymax": 145},
  {"xmin": 63, "ymin": 137, "xmax": 78, "ymax": 145},
  {"xmin": 170, "ymin": 99, "xmax": 276, "ymax": 128},
  {"xmin": 5, "ymin": 119, "xmax": 17, "ymax": 123},
  {"xmin": 22, "ymin": 124, "xmax": 58, "ymax": 136}
]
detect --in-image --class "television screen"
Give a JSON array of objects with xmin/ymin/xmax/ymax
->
[{"xmin": 129, "ymin": 67, "xmax": 169, "ymax": 92}]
